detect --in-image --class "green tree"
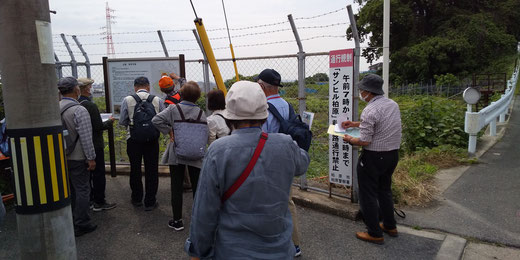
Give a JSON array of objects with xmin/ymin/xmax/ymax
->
[{"xmin": 350, "ymin": 0, "xmax": 519, "ymax": 82}]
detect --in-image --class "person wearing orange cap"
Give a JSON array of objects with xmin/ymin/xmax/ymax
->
[{"xmin": 159, "ymin": 72, "xmax": 185, "ymax": 107}]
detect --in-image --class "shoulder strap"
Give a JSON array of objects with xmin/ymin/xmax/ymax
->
[
  {"xmin": 79, "ymin": 100, "xmax": 89, "ymax": 105},
  {"xmin": 287, "ymin": 102, "xmax": 297, "ymax": 119},
  {"xmin": 131, "ymin": 94, "xmax": 141, "ymax": 104},
  {"xmin": 221, "ymin": 132, "xmax": 268, "ymax": 203},
  {"xmin": 146, "ymin": 94, "xmax": 155, "ymax": 103},
  {"xmin": 60, "ymin": 102, "xmax": 80, "ymax": 115},
  {"xmin": 175, "ymin": 104, "xmax": 186, "ymax": 121},
  {"xmin": 196, "ymin": 109, "xmax": 203, "ymax": 121},
  {"xmin": 267, "ymin": 103, "xmax": 285, "ymax": 123}
]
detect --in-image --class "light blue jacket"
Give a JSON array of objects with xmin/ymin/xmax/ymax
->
[{"xmin": 185, "ymin": 127, "xmax": 309, "ymax": 259}]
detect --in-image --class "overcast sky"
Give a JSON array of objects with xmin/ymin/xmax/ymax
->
[{"xmin": 49, "ymin": 0, "xmax": 372, "ymax": 81}]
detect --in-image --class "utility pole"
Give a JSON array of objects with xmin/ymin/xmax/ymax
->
[
  {"xmin": 383, "ymin": 0, "xmax": 390, "ymax": 97},
  {"xmin": 0, "ymin": 1, "xmax": 77, "ymax": 259}
]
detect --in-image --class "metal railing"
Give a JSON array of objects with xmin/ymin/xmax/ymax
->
[{"xmin": 465, "ymin": 61, "xmax": 519, "ymax": 154}]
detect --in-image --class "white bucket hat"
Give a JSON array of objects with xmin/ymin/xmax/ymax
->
[{"xmin": 222, "ymin": 81, "xmax": 268, "ymax": 120}]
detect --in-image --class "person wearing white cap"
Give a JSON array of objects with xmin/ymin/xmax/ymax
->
[{"xmin": 185, "ymin": 81, "xmax": 310, "ymax": 259}]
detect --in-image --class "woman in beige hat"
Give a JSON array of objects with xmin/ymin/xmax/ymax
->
[{"xmin": 185, "ymin": 81, "xmax": 310, "ymax": 259}]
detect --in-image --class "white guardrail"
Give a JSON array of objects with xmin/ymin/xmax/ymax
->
[{"xmin": 464, "ymin": 62, "xmax": 519, "ymax": 154}]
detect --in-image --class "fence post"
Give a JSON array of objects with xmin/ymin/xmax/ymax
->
[
  {"xmin": 60, "ymin": 33, "xmax": 77, "ymax": 78},
  {"xmin": 72, "ymin": 35, "xmax": 91, "ymax": 78},
  {"xmin": 157, "ymin": 30, "xmax": 169, "ymax": 57},
  {"xmin": 192, "ymin": 29, "xmax": 211, "ymax": 113},
  {"xmin": 288, "ymin": 14, "xmax": 308, "ymax": 190},
  {"xmin": 54, "ymin": 53, "xmax": 63, "ymax": 79},
  {"xmin": 490, "ymin": 117, "xmax": 497, "ymax": 136},
  {"xmin": 347, "ymin": 5, "xmax": 361, "ymax": 204}
]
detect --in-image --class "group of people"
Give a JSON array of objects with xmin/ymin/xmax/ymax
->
[{"xmin": 57, "ymin": 68, "xmax": 402, "ymax": 259}]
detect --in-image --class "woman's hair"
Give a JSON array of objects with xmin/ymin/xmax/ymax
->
[
  {"xmin": 207, "ymin": 89, "xmax": 226, "ymax": 111},
  {"xmin": 179, "ymin": 81, "xmax": 201, "ymax": 103}
]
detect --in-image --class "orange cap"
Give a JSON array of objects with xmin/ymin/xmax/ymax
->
[{"xmin": 159, "ymin": 74, "xmax": 174, "ymax": 89}]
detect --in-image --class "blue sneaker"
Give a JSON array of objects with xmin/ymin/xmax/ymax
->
[{"xmin": 294, "ymin": 245, "xmax": 302, "ymax": 257}]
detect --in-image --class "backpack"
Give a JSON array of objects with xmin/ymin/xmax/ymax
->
[
  {"xmin": 60, "ymin": 102, "xmax": 81, "ymax": 155},
  {"xmin": 173, "ymin": 104, "xmax": 208, "ymax": 160},
  {"xmin": 268, "ymin": 103, "xmax": 313, "ymax": 151},
  {"xmin": 130, "ymin": 94, "xmax": 160, "ymax": 142}
]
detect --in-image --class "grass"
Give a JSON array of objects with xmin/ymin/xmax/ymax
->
[{"xmin": 392, "ymin": 145, "xmax": 470, "ymax": 206}]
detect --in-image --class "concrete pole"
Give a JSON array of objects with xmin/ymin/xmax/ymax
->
[
  {"xmin": 0, "ymin": 1, "xmax": 77, "ymax": 259},
  {"xmin": 383, "ymin": 0, "xmax": 390, "ymax": 97}
]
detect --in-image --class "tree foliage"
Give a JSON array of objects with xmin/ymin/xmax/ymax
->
[{"xmin": 350, "ymin": 0, "xmax": 520, "ymax": 82}]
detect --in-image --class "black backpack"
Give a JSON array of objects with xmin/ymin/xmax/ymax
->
[
  {"xmin": 268, "ymin": 103, "xmax": 312, "ymax": 151},
  {"xmin": 60, "ymin": 102, "xmax": 81, "ymax": 155},
  {"xmin": 130, "ymin": 94, "xmax": 160, "ymax": 142}
]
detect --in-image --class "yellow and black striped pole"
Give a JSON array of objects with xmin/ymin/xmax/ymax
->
[{"xmin": 7, "ymin": 126, "xmax": 70, "ymax": 214}]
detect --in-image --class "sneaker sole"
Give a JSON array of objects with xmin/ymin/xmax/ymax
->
[
  {"xmin": 93, "ymin": 205, "xmax": 117, "ymax": 212},
  {"xmin": 167, "ymin": 224, "xmax": 184, "ymax": 231},
  {"xmin": 294, "ymin": 251, "xmax": 302, "ymax": 257}
]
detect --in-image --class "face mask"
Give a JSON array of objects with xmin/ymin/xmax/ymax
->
[{"xmin": 359, "ymin": 92, "xmax": 368, "ymax": 102}]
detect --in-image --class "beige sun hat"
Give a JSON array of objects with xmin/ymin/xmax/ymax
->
[
  {"xmin": 77, "ymin": 77, "xmax": 94, "ymax": 88},
  {"xmin": 222, "ymin": 81, "xmax": 268, "ymax": 120}
]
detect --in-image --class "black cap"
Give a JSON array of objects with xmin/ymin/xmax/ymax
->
[
  {"xmin": 134, "ymin": 76, "xmax": 150, "ymax": 87},
  {"xmin": 255, "ymin": 69, "xmax": 283, "ymax": 87}
]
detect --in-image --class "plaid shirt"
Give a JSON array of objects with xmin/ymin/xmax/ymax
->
[
  {"xmin": 359, "ymin": 95, "xmax": 402, "ymax": 151},
  {"xmin": 61, "ymin": 98, "xmax": 96, "ymax": 160}
]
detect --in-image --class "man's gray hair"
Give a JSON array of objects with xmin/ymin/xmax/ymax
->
[{"xmin": 258, "ymin": 79, "xmax": 278, "ymax": 91}]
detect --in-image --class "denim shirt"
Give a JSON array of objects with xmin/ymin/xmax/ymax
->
[
  {"xmin": 262, "ymin": 94, "xmax": 290, "ymax": 133},
  {"xmin": 185, "ymin": 128, "xmax": 310, "ymax": 259}
]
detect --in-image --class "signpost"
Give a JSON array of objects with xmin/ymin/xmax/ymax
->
[
  {"xmin": 103, "ymin": 56, "xmax": 185, "ymax": 116},
  {"xmin": 102, "ymin": 56, "xmax": 185, "ymax": 177},
  {"xmin": 328, "ymin": 49, "xmax": 354, "ymax": 186}
]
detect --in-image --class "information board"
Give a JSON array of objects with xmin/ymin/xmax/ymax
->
[
  {"xmin": 328, "ymin": 49, "xmax": 354, "ymax": 186},
  {"xmin": 104, "ymin": 56, "xmax": 185, "ymax": 115}
]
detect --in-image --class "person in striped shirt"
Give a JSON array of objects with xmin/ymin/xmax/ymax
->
[{"xmin": 342, "ymin": 74, "xmax": 402, "ymax": 245}]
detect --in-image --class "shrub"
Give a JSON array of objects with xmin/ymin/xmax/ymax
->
[{"xmin": 401, "ymin": 96, "xmax": 467, "ymax": 153}]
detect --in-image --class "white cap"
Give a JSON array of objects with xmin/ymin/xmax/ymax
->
[{"xmin": 222, "ymin": 81, "xmax": 268, "ymax": 120}]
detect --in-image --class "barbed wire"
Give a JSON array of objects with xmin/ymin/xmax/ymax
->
[
  {"xmin": 298, "ymin": 22, "xmax": 348, "ymax": 30},
  {"xmin": 53, "ymin": 22, "xmax": 347, "ymax": 48},
  {"xmin": 53, "ymin": 6, "xmax": 347, "ymax": 37},
  {"xmin": 294, "ymin": 7, "xmax": 347, "ymax": 20}
]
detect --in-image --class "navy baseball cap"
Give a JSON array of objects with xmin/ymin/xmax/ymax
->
[
  {"xmin": 57, "ymin": 77, "xmax": 78, "ymax": 91},
  {"xmin": 255, "ymin": 69, "xmax": 283, "ymax": 87}
]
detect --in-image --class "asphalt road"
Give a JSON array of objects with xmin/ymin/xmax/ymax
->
[
  {"xmin": 1, "ymin": 175, "xmax": 443, "ymax": 260},
  {"xmin": 401, "ymin": 99, "xmax": 520, "ymax": 247}
]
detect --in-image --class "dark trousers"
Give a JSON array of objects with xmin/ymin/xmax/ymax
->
[
  {"xmin": 357, "ymin": 149, "xmax": 399, "ymax": 238},
  {"xmin": 90, "ymin": 147, "xmax": 106, "ymax": 204},
  {"xmin": 69, "ymin": 160, "xmax": 92, "ymax": 227},
  {"xmin": 170, "ymin": 164, "xmax": 200, "ymax": 221},
  {"xmin": 127, "ymin": 138, "xmax": 159, "ymax": 207}
]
